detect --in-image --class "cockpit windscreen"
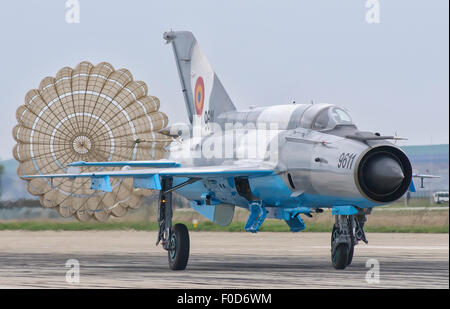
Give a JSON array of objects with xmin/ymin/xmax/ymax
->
[{"xmin": 312, "ymin": 107, "xmax": 353, "ymax": 130}]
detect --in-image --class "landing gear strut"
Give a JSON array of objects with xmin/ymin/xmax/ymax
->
[
  {"xmin": 157, "ymin": 177, "xmax": 190, "ymax": 270},
  {"xmin": 331, "ymin": 210, "xmax": 369, "ymax": 270}
]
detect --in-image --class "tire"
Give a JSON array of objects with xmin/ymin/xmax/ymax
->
[
  {"xmin": 331, "ymin": 223, "xmax": 350, "ymax": 269},
  {"xmin": 331, "ymin": 221, "xmax": 355, "ymax": 267},
  {"xmin": 332, "ymin": 243, "xmax": 349, "ymax": 270},
  {"xmin": 347, "ymin": 245, "xmax": 354, "ymax": 266},
  {"xmin": 168, "ymin": 223, "xmax": 190, "ymax": 270}
]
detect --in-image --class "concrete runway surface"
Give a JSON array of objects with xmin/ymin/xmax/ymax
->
[{"xmin": 0, "ymin": 231, "xmax": 447, "ymax": 289}]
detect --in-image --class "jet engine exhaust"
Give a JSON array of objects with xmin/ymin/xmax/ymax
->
[{"xmin": 356, "ymin": 146, "xmax": 412, "ymax": 203}]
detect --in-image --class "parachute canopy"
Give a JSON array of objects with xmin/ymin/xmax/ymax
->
[{"xmin": 13, "ymin": 61, "xmax": 171, "ymax": 221}]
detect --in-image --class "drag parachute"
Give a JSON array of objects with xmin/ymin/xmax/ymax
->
[{"xmin": 12, "ymin": 61, "xmax": 171, "ymax": 221}]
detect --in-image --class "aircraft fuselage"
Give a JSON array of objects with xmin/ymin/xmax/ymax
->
[{"xmin": 168, "ymin": 103, "xmax": 412, "ymax": 213}]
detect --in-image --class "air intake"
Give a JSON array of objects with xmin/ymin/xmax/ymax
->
[{"xmin": 356, "ymin": 146, "xmax": 412, "ymax": 203}]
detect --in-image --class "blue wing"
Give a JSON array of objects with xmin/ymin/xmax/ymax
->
[
  {"xmin": 23, "ymin": 163, "xmax": 274, "ymax": 192},
  {"xmin": 67, "ymin": 160, "xmax": 180, "ymax": 168}
]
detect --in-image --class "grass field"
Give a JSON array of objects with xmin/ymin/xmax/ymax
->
[
  {"xmin": 0, "ymin": 199, "xmax": 448, "ymax": 233},
  {"xmin": 1, "ymin": 207, "xmax": 448, "ymax": 233},
  {"xmin": 0, "ymin": 219, "xmax": 447, "ymax": 233}
]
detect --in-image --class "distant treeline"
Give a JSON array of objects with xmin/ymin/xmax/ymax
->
[{"xmin": 0, "ymin": 199, "xmax": 41, "ymax": 208}]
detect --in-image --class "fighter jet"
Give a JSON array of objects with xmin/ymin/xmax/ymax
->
[{"xmin": 24, "ymin": 31, "xmax": 436, "ymax": 270}]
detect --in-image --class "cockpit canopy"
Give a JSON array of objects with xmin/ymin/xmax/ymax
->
[
  {"xmin": 312, "ymin": 106, "xmax": 353, "ymax": 130},
  {"xmin": 294, "ymin": 103, "xmax": 355, "ymax": 131}
]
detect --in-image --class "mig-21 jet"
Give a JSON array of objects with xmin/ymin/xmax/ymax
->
[{"xmin": 25, "ymin": 31, "xmax": 437, "ymax": 270}]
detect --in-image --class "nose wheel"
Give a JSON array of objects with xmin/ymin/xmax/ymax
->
[
  {"xmin": 331, "ymin": 212, "xmax": 368, "ymax": 270},
  {"xmin": 331, "ymin": 222, "xmax": 351, "ymax": 269},
  {"xmin": 331, "ymin": 243, "xmax": 349, "ymax": 270}
]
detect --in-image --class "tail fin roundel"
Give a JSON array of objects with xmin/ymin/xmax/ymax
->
[{"xmin": 164, "ymin": 31, "xmax": 236, "ymax": 129}]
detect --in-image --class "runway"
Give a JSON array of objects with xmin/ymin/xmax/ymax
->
[{"xmin": 0, "ymin": 231, "xmax": 447, "ymax": 289}]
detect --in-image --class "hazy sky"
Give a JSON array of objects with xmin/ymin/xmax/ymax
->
[{"xmin": 0, "ymin": 0, "xmax": 448, "ymax": 160}]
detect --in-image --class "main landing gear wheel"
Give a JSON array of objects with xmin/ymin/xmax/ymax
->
[{"xmin": 168, "ymin": 223, "xmax": 190, "ymax": 270}]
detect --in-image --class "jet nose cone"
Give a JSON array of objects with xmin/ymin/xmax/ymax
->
[
  {"xmin": 363, "ymin": 155, "xmax": 404, "ymax": 195},
  {"xmin": 357, "ymin": 146, "xmax": 412, "ymax": 203}
]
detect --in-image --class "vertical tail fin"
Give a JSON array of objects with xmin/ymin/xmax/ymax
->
[{"xmin": 164, "ymin": 31, "xmax": 236, "ymax": 130}]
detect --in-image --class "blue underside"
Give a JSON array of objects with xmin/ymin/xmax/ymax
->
[
  {"xmin": 173, "ymin": 174, "xmax": 382, "ymax": 231},
  {"xmin": 174, "ymin": 174, "xmax": 380, "ymax": 210}
]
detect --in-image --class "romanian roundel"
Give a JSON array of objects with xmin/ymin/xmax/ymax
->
[{"xmin": 194, "ymin": 77, "xmax": 205, "ymax": 115}]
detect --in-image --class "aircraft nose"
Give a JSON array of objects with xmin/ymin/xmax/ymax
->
[{"xmin": 362, "ymin": 154, "xmax": 404, "ymax": 195}]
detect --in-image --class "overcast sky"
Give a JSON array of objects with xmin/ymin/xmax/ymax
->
[{"xmin": 0, "ymin": 0, "xmax": 448, "ymax": 160}]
